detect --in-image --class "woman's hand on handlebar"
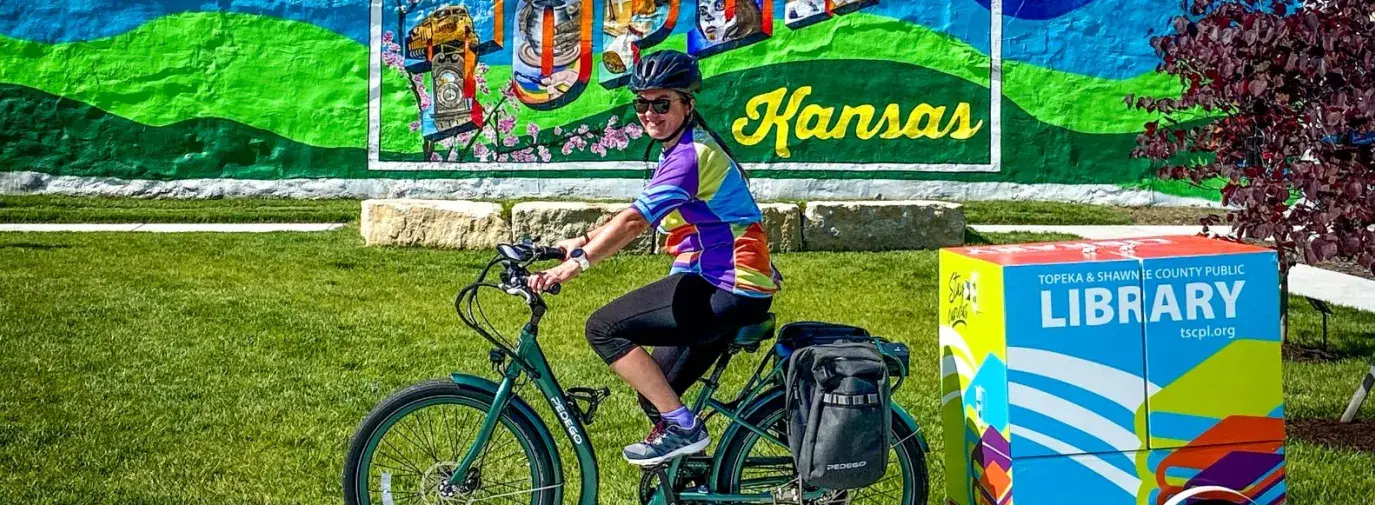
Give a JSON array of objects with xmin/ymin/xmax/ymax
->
[
  {"xmin": 553, "ymin": 236, "xmax": 587, "ymax": 260},
  {"xmin": 527, "ymin": 259, "xmax": 581, "ymax": 293}
]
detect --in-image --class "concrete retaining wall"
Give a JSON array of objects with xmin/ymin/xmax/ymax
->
[{"xmin": 362, "ymin": 199, "xmax": 964, "ymax": 251}]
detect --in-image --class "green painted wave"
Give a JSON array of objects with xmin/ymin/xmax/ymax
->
[
  {"xmin": 0, "ymin": 12, "xmax": 403, "ymax": 150},
  {"xmin": 0, "ymin": 84, "xmax": 367, "ymax": 179},
  {"xmin": 0, "ymin": 77, "xmax": 1208, "ymax": 201},
  {"xmin": 1, "ymin": 11, "xmax": 1184, "ymax": 156}
]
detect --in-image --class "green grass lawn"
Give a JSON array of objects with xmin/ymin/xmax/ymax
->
[
  {"xmin": 2, "ymin": 229, "xmax": 1371, "ymax": 505},
  {"xmin": 0, "ymin": 195, "xmax": 1224, "ymax": 226}
]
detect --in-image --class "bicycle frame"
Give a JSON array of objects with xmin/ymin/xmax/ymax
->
[{"xmin": 444, "ymin": 309, "xmax": 834, "ymax": 504}]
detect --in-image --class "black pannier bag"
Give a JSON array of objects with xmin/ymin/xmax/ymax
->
[{"xmin": 783, "ymin": 322, "xmax": 892, "ymax": 490}]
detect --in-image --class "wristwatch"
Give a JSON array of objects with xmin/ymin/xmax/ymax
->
[{"xmin": 569, "ymin": 248, "xmax": 591, "ymax": 271}]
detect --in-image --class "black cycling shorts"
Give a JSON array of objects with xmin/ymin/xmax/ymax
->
[{"xmin": 585, "ymin": 273, "xmax": 772, "ymax": 418}]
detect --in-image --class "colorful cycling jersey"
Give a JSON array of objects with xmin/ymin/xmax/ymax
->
[{"xmin": 630, "ymin": 124, "xmax": 782, "ymax": 298}]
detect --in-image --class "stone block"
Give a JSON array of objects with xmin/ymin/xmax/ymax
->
[
  {"xmin": 510, "ymin": 202, "xmax": 655, "ymax": 254},
  {"xmin": 759, "ymin": 203, "xmax": 803, "ymax": 253},
  {"xmin": 803, "ymin": 200, "xmax": 964, "ymax": 251},
  {"xmin": 361, "ymin": 199, "xmax": 508, "ymax": 250}
]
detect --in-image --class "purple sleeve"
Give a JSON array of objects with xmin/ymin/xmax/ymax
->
[{"xmin": 631, "ymin": 143, "xmax": 700, "ymax": 226}]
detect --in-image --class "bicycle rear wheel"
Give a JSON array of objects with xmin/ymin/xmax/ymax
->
[
  {"xmin": 713, "ymin": 394, "xmax": 928, "ymax": 505},
  {"xmin": 343, "ymin": 380, "xmax": 560, "ymax": 505}
]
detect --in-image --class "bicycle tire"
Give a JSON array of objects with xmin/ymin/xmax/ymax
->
[
  {"xmin": 342, "ymin": 379, "xmax": 560, "ymax": 505},
  {"xmin": 712, "ymin": 392, "xmax": 929, "ymax": 505}
]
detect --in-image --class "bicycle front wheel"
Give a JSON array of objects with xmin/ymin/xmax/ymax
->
[
  {"xmin": 713, "ymin": 393, "xmax": 929, "ymax": 505},
  {"xmin": 343, "ymin": 380, "xmax": 560, "ymax": 505}
]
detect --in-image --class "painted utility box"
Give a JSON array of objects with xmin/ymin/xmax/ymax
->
[{"xmin": 939, "ymin": 235, "xmax": 1286, "ymax": 505}]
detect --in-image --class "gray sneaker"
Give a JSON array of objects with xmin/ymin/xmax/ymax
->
[{"xmin": 622, "ymin": 419, "xmax": 710, "ymax": 466}]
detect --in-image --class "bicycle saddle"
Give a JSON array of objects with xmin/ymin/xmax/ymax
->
[{"xmin": 730, "ymin": 313, "xmax": 777, "ymax": 352}]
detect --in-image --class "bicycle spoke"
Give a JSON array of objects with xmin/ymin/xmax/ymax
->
[
  {"xmin": 408, "ymin": 407, "xmax": 444, "ymax": 464},
  {"xmin": 372, "ymin": 462, "xmax": 423, "ymax": 479},
  {"xmin": 448, "ymin": 406, "xmax": 479, "ymax": 462},
  {"xmin": 377, "ymin": 438, "xmax": 430, "ymax": 477},
  {"xmin": 390, "ymin": 417, "xmax": 442, "ymax": 465}
]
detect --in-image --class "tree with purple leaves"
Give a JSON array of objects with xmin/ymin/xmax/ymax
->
[{"xmin": 1127, "ymin": 0, "xmax": 1374, "ymax": 276}]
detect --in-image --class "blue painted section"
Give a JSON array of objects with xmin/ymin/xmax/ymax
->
[
  {"xmin": 1011, "ymin": 449, "xmax": 1139, "ymax": 504},
  {"xmin": 968, "ymin": 0, "xmax": 1099, "ymax": 20},
  {"xmin": 1004, "ymin": 261, "xmax": 1149, "ymax": 389},
  {"xmin": 0, "ymin": 0, "xmax": 370, "ymax": 44},
  {"xmin": 965, "ymin": 354, "xmax": 1011, "ymax": 432},
  {"xmin": 1009, "ymin": 370, "xmax": 1137, "ymax": 430},
  {"xmin": 1140, "ymin": 252, "xmax": 1281, "ymax": 387},
  {"xmin": 5, "ymin": 0, "xmax": 1179, "ymax": 79},
  {"xmin": 1009, "ymin": 405, "xmax": 1138, "ymax": 473}
]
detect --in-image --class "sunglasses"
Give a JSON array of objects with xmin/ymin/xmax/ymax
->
[{"xmin": 633, "ymin": 97, "xmax": 686, "ymax": 114}]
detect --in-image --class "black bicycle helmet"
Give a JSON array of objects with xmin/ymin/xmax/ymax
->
[{"xmin": 629, "ymin": 50, "xmax": 702, "ymax": 94}]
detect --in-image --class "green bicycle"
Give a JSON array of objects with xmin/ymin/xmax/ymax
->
[{"xmin": 342, "ymin": 240, "xmax": 931, "ymax": 505}]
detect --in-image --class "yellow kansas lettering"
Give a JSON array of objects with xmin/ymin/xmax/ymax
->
[
  {"xmin": 947, "ymin": 102, "xmax": 985, "ymax": 140},
  {"xmin": 878, "ymin": 104, "xmax": 906, "ymax": 140},
  {"xmin": 796, "ymin": 104, "xmax": 836, "ymax": 140},
  {"xmin": 732, "ymin": 86, "xmax": 810, "ymax": 158},
  {"xmin": 734, "ymin": 87, "xmax": 984, "ymax": 154},
  {"xmin": 831, "ymin": 105, "xmax": 877, "ymax": 139},
  {"xmin": 902, "ymin": 104, "xmax": 952, "ymax": 139}
]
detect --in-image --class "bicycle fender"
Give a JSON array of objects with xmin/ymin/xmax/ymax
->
[
  {"xmin": 449, "ymin": 373, "xmax": 564, "ymax": 477},
  {"xmin": 890, "ymin": 403, "xmax": 931, "ymax": 454}
]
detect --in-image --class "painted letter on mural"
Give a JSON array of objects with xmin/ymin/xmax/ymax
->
[
  {"xmin": 688, "ymin": 0, "xmax": 773, "ymax": 58},
  {"xmin": 511, "ymin": 0, "xmax": 594, "ymax": 110},
  {"xmin": 600, "ymin": 0, "xmax": 678, "ymax": 88}
]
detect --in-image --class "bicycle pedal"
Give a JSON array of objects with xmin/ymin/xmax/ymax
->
[{"xmin": 565, "ymin": 387, "xmax": 611, "ymax": 425}]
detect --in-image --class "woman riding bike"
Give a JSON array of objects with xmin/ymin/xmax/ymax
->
[{"xmin": 526, "ymin": 49, "xmax": 782, "ymax": 467}]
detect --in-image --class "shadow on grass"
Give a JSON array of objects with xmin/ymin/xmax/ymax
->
[
  {"xmin": 0, "ymin": 243, "xmax": 72, "ymax": 251},
  {"xmin": 964, "ymin": 228, "xmax": 1082, "ymax": 246},
  {"xmin": 1283, "ymin": 340, "xmax": 1375, "ymax": 363}
]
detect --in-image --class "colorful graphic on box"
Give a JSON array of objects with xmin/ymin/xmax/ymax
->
[
  {"xmin": 940, "ymin": 236, "xmax": 1286, "ymax": 505},
  {"xmin": 939, "ymin": 250, "xmax": 1011, "ymax": 505}
]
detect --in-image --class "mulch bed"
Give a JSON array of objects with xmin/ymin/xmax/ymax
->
[
  {"xmin": 1282, "ymin": 343, "xmax": 1348, "ymax": 362},
  {"xmin": 1313, "ymin": 258, "xmax": 1375, "ymax": 282},
  {"xmin": 1288, "ymin": 418, "xmax": 1375, "ymax": 454}
]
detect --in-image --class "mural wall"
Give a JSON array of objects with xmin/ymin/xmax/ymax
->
[{"xmin": 0, "ymin": 1, "xmax": 1219, "ymax": 203}]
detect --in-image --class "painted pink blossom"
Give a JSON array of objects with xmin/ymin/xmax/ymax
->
[
  {"xmin": 498, "ymin": 117, "xmax": 517, "ymax": 134},
  {"xmin": 538, "ymin": 146, "xmax": 552, "ymax": 162},
  {"xmin": 496, "ymin": 153, "xmax": 510, "ymax": 163},
  {"xmin": 526, "ymin": 122, "xmax": 540, "ymax": 139},
  {"xmin": 473, "ymin": 143, "xmax": 491, "ymax": 160},
  {"xmin": 577, "ymin": 124, "xmax": 590, "ymax": 135},
  {"xmin": 430, "ymin": 152, "xmax": 442, "ymax": 161},
  {"xmin": 590, "ymin": 143, "xmax": 607, "ymax": 157},
  {"xmin": 607, "ymin": 115, "xmax": 618, "ymax": 126},
  {"xmin": 623, "ymin": 123, "xmax": 644, "ymax": 139},
  {"xmin": 553, "ymin": 126, "xmax": 564, "ymax": 136},
  {"xmin": 561, "ymin": 143, "xmax": 575, "ymax": 156},
  {"xmin": 503, "ymin": 135, "xmax": 519, "ymax": 147},
  {"xmin": 383, "ymin": 31, "xmax": 395, "ymax": 44},
  {"xmin": 409, "ymin": 120, "xmax": 421, "ymax": 132}
]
